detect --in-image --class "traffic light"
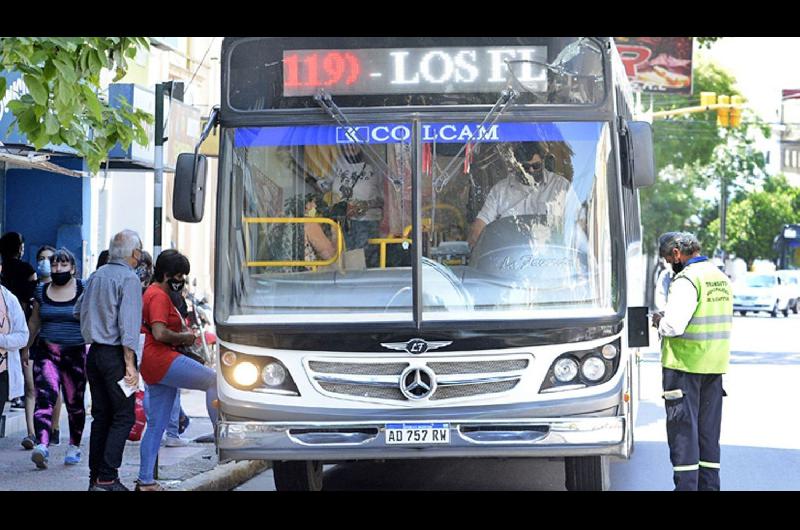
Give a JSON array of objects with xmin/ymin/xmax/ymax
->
[
  {"xmin": 700, "ymin": 91, "xmax": 717, "ymax": 107},
  {"xmin": 730, "ymin": 95, "xmax": 743, "ymax": 128},
  {"xmin": 717, "ymin": 95, "xmax": 730, "ymax": 127}
]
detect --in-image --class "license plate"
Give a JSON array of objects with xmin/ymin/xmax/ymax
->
[{"xmin": 385, "ymin": 423, "xmax": 450, "ymax": 445}]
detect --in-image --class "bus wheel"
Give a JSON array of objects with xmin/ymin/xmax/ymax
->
[
  {"xmin": 739, "ymin": 311, "xmax": 748, "ymax": 316},
  {"xmin": 794, "ymin": 300, "xmax": 799, "ymax": 314},
  {"xmin": 564, "ymin": 456, "xmax": 610, "ymax": 491},
  {"xmin": 771, "ymin": 303, "xmax": 779, "ymax": 318},
  {"xmin": 783, "ymin": 307, "xmax": 790, "ymax": 318},
  {"xmin": 272, "ymin": 460, "xmax": 323, "ymax": 491}
]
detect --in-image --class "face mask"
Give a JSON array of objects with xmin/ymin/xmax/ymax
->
[
  {"xmin": 37, "ymin": 259, "xmax": 51, "ymax": 278},
  {"xmin": 671, "ymin": 260, "xmax": 685, "ymax": 275},
  {"xmin": 135, "ymin": 265, "xmax": 150, "ymax": 283},
  {"xmin": 169, "ymin": 278, "xmax": 185, "ymax": 292},
  {"xmin": 306, "ymin": 206, "xmax": 318, "ymax": 217},
  {"xmin": 51, "ymin": 271, "xmax": 72, "ymax": 286},
  {"xmin": 518, "ymin": 160, "xmax": 544, "ymax": 185}
]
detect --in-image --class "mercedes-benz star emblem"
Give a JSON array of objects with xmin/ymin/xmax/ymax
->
[
  {"xmin": 399, "ymin": 366, "xmax": 437, "ymax": 400},
  {"xmin": 380, "ymin": 338, "xmax": 452, "ymax": 355}
]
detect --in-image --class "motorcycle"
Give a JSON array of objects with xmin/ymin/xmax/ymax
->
[{"xmin": 184, "ymin": 280, "xmax": 217, "ymax": 369}]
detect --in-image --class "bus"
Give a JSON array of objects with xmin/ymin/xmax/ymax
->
[
  {"xmin": 174, "ymin": 37, "xmax": 655, "ymax": 491},
  {"xmin": 775, "ymin": 224, "xmax": 800, "ymax": 270}
]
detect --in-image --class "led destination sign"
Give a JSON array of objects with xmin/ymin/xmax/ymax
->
[{"xmin": 282, "ymin": 46, "xmax": 547, "ymax": 97}]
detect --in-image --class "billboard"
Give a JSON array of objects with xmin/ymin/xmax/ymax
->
[{"xmin": 615, "ymin": 37, "xmax": 693, "ymax": 94}]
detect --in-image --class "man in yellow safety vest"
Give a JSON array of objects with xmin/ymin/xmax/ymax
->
[{"xmin": 651, "ymin": 232, "xmax": 732, "ymax": 491}]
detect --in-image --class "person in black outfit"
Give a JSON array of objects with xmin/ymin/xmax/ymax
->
[
  {"xmin": 96, "ymin": 250, "xmax": 110, "ymax": 271},
  {"xmin": 0, "ymin": 233, "xmax": 36, "ymax": 317},
  {"xmin": 0, "ymin": 232, "xmax": 37, "ymax": 449}
]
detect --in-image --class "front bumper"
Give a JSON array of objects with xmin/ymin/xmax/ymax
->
[
  {"xmin": 733, "ymin": 303, "xmax": 773, "ymax": 311},
  {"xmin": 217, "ymin": 415, "xmax": 627, "ymax": 462}
]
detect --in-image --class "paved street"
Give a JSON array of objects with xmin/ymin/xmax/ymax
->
[
  {"xmin": 0, "ymin": 389, "xmax": 216, "ymax": 491},
  {"xmin": 237, "ymin": 312, "xmax": 800, "ymax": 491}
]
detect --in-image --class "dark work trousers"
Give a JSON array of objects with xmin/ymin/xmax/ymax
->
[
  {"xmin": 662, "ymin": 367, "xmax": 725, "ymax": 491},
  {"xmin": 86, "ymin": 344, "xmax": 135, "ymax": 483}
]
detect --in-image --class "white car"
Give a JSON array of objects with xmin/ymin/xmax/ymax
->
[
  {"xmin": 733, "ymin": 272, "xmax": 793, "ymax": 317},
  {"xmin": 776, "ymin": 270, "xmax": 800, "ymax": 314}
]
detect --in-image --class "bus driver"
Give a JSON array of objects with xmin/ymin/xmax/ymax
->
[{"xmin": 467, "ymin": 142, "xmax": 577, "ymax": 249}]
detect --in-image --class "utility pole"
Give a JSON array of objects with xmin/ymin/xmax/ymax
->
[
  {"xmin": 719, "ymin": 175, "xmax": 727, "ymax": 261},
  {"xmin": 154, "ymin": 81, "xmax": 172, "ymax": 259}
]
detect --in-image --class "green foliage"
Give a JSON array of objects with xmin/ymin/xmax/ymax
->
[
  {"xmin": 696, "ymin": 37, "xmax": 722, "ymax": 49},
  {"xmin": 641, "ymin": 57, "xmax": 773, "ymax": 257},
  {"xmin": 724, "ymin": 187, "xmax": 797, "ymax": 267},
  {"xmin": 651, "ymin": 60, "xmax": 741, "ymax": 171},
  {"xmin": 0, "ymin": 37, "xmax": 153, "ymax": 173},
  {"xmin": 640, "ymin": 162, "xmax": 709, "ymax": 255}
]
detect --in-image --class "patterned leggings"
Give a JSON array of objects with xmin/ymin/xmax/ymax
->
[{"xmin": 32, "ymin": 341, "xmax": 88, "ymax": 447}]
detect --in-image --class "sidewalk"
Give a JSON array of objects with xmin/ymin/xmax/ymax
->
[{"xmin": 0, "ymin": 389, "xmax": 267, "ymax": 491}]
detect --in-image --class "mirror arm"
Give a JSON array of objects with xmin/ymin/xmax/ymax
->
[{"xmin": 191, "ymin": 105, "xmax": 220, "ymax": 183}]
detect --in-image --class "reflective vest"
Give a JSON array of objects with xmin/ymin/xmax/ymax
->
[{"xmin": 662, "ymin": 261, "xmax": 733, "ymax": 374}]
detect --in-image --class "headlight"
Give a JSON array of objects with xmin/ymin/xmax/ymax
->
[
  {"xmin": 262, "ymin": 362, "xmax": 287, "ymax": 387},
  {"xmin": 232, "ymin": 361, "xmax": 259, "ymax": 386},
  {"xmin": 601, "ymin": 344, "xmax": 618, "ymax": 360},
  {"xmin": 581, "ymin": 357, "xmax": 606, "ymax": 382},
  {"xmin": 540, "ymin": 339, "xmax": 621, "ymax": 393},
  {"xmin": 554, "ymin": 357, "xmax": 579, "ymax": 382},
  {"xmin": 221, "ymin": 350, "xmax": 237, "ymax": 367}
]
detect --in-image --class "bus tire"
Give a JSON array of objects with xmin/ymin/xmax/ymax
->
[
  {"xmin": 272, "ymin": 460, "xmax": 323, "ymax": 491},
  {"xmin": 739, "ymin": 310, "xmax": 748, "ymax": 316},
  {"xmin": 794, "ymin": 299, "xmax": 799, "ymax": 314},
  {"xmin": 564, "ymin": 455, "xmax": 610, "ymax": 491},
  {"xmin": 771, "ymin": 303, "xmax": 779, "ymax": 318}
]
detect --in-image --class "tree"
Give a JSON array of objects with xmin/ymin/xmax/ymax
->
[
  {"xmin": 641, "ymin": 58, "xmax": 771, "ymax": 256},
  {"xmin": 0, "ymin": 37, "xmax": 153, "ymax": 173},
  {"xmin": 651, "ymin": 60, "xmax": 742, "ymax": 171},
  {"xmin": 719, "ymin": 188, "xmax": 796, "ymax": 268},
  {"xmin": 640, "ymin": 60, "xmax": 739, "ymax": 255}
]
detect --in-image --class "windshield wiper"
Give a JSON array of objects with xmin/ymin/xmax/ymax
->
[
  {"xmin": 432, "ymin": 87, "xmax": 518, "ymax": 192},
  {"xmin": 314, "ymin": 89, "xmax": 403, "ymax": 191}
]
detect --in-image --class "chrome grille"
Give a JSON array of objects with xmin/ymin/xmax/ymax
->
[
  {"xmin": 431, "ymin": 380, "xmax": 519, "ymax": 400},
  {"xmin": 308, "ymin": 361, "xmax": 408, "ymax": 375},
  {"xmin": 427, "ymin": 359, "xmax": 528, "ymax": 375},
  {"xmin": 318, "ymin": 382, "xmax": 405, "ymax": 401},
  {"xmin": 307, "ymin": 355, "xmax": 531, "ymax": 403}
]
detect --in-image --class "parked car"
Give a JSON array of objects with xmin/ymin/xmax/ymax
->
[
  {"xmin": 733, "ymin": 272, "xmax": 793, "ymax": 317},
  {"xmin": 733, "ymin": 272, "xmax": 791, "ymax": 317},
  {"xmin": 776, "ymin": 270, "xmax": 800, "ymax": 314}
]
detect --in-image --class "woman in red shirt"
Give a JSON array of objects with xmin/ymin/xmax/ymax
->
[{"xmin": 136, "ymin": 249, "xmax": 218, "ymax": 491}]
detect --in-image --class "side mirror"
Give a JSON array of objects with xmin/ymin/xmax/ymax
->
[
  {"xmin": 628, "ymin": 121, "xmax": 656, "ymax": 189},
  {"xmin": 173, "ymin": 153, "xmax": 208, "ymax": 223}
]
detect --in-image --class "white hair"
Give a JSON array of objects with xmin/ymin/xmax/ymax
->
[{"xmin": 108, "ymin": 229, "xmax": 142, "ymax": 260}]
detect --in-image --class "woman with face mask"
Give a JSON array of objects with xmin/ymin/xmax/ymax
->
[
  {"xmin": 26, "ymin": 248, "xmax": 88, "ymax": 469},
  {"xmin": 136, "ymin": 249, "xmax": 218, "ymax": 491},
  {"xmin": 36, "ymin": 246, "xmax": 56, "ymax": 285},
  {"xmin": 34, "ymin": 245, "xmax": 67, "ymax": 446}
]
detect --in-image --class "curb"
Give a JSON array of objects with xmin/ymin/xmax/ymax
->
[{"xmin": 177, "ymin": 459, "xmax": 271, "ymax": 491}]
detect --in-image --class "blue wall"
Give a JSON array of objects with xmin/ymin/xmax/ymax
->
[{"xmin": 4, "ymin": 156, "xmax": 87, "ymax": 275}]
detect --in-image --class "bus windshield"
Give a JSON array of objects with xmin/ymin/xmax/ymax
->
[{"xmin": 217, "ymin": 120, "xmax": 616, "ymax": 324}]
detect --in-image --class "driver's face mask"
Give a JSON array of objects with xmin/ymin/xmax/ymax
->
[{"xmin": 518, "ymin": 159, "xmax": 544, "ymax": 186}]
